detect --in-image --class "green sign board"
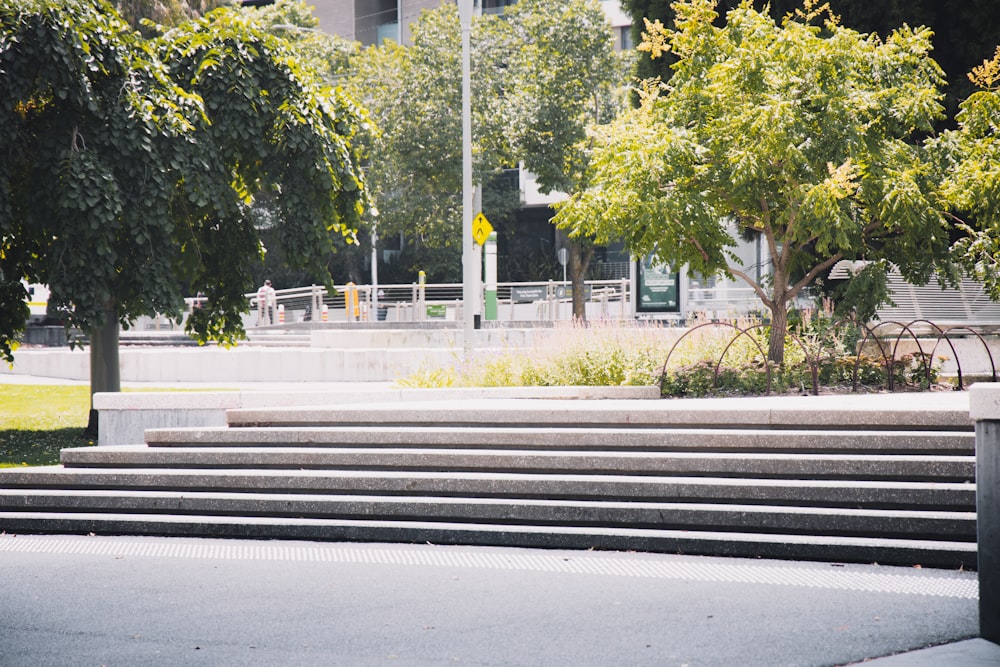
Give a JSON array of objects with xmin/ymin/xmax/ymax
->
[
  {"xmin": 426, "ymin": 304, "xmax": 447, "ymax": 318},
  {"xmin": 636, "ymin": 256, "xmax": 680, "ymax": 313}
]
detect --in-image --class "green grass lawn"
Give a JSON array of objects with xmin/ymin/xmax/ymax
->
[
  {"xmin": 0, "ymin": 384, "xmax": 236, "ymax": 467},
  {"xmin": 0, "ymin": 385, "xmax": 93, "ymax": 467}
]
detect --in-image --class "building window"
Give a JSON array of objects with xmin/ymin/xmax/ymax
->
[
  {"xmin": 620, "ymin": 26, "xmax": 634, "ymax": 51},
  {"xmin": 482, "ymin": 0, "xmax": 518, "ymax": 15},
  {"xmin": 376, "ymin": 21, "xmax": 399, "ymax": 44},
  {"xmin": 355, "ymin": 0, "xmax": 398, "ymax": 46}
]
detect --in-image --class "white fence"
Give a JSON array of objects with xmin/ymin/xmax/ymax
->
[
  {"xmin": 243, "ymin": 279, "xmax": 635, "ymax": 326},
  {"xmin": 90, "ymin": 272, "xmax": 1000, "ymax": 333},
  {"xmin": 133, "ymin": 279, "xmax": 801, "ymax": 331}
]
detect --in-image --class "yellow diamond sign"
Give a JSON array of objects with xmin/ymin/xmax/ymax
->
[{"xmin": 472, "ymin": 212, "xmax": 494, "ymax": 246}]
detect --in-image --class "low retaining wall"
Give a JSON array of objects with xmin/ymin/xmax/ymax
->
[
  {"xmin": 1, "ymin": 328, "xmax": 577, "ymax": 383},
  {"xmin": 94, "ymin": 385, "xmax": 660, "ymax": 447},
  {"xmin": 1, "ymin": 347, "xmax": 461, "ymax": 383}
]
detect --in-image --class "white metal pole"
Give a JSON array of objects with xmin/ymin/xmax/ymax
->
[
  {"xmin": 371, "ymin": 225, "xmax": 379, "ymax": 313},
  {"xmin": 459, "ymin": 0, "xmax": 474, "ymax": 357}
]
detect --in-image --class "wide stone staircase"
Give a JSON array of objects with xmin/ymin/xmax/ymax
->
[{"xmin": 0, "ymin": 397, "xmax": 978, "ymax": 569}]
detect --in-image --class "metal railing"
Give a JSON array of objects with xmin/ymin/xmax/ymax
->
[
  {"xmin": 659, "ymin": 318, "xmax": 1000, "ymax": 396},
  {"xmin": 244, "ymin": 279, "xmax": 635, "ymax": 325}
]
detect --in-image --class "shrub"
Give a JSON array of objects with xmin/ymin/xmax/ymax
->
[{"xmin": 395, "ymin": 316, "xmax": 945, "ymax": 397}]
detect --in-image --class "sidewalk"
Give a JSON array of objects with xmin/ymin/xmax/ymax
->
[{"xmin": 0, "ymin": 534, "xmax": 994, "ymax": 666}]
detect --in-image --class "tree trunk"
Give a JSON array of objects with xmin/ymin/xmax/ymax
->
[
  {"xmin": 568, "ymin": 239, "xmax": 594, "ymax": 321},
  {"xmin": 84, "ymin": 305, "xmax": 120, "ymax": 437},
  {"xmin": 767, "ymin": 302, "xmax": 788, "ymax": 366}
]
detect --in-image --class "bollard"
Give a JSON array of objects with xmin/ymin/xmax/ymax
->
[
  {"xmin": 321, "ymin": 304, "xmax": 328, "ymax": 322},
  {"xmin": 346, "ymin": 282, "xmax": 359, "ymax": 322},
  {"xmin": 277, "ymin": 304, "xmax": 285, "ymax": 324},
  {"xmin": 484, "ymin": 231, "xmax": 497, "ymax": 320},
  {"xmin": 418, "ymin": 271, "xmax": 426, "ymax": 322},
  {"xmin": 977, "ymin": 418, "xmax": 1000, "ymax": 644},
  {"xmin": 970, "ymin": 384, "xmax": 1000, "ymax": 644}
]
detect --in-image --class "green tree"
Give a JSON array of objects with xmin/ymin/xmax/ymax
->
[
  {"xmin": 943, "ymin": 48, "xmax": 1000, "ymax": 295},
  {"xmin": 231, "ymin": 0, "xmax": 365, "ymax": 286},
  {"xmin": 241, "ymin": 0, "xmax": 357, "ymax": 85},
  {"xmin": 154, "ymin": 7, "xmax": 369, "ymax": 325},
  {"xmin": 345, "ymin": 5, "xmax": 515, "ymax": 282},
  {"xmin": 555, "ymin": 0, "xmax": 954, "ymax": 363},
  {"xmin": 621, "ymin": 0, "xmax": 677, "ymax": 92},
  {"xmin": 623, "ymin": 0, "xmax": 1000, "ymax": 118},
  {"xmin": 1, "ymin": 1, "xmax": 368, "ymax": 423},
  {"xmin": 502, "ymin": 0, "xmax": 622, "ymax": 319},
  {"xmin": 112, "ymin": 0, "xmax": 231, "ymax": 35}
]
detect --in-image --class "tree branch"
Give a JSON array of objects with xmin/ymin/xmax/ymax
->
[
  {"xmin": 728, "ymin": 264, "xmax": 775, "ymax": 310},
  {"xmin": 688, "ymin": 236, "xmax": 712, "ymax": 264},
  {"xmin": 780, "ymin": 206, "xmax": 799, "ymax": 268},
  {"xmin": 757, "ymin": 198, "xmax": 784, "ymax": 271},
  {"xmin": 787, "ymin": 252, "xmax": 844, "ymax": 301}
]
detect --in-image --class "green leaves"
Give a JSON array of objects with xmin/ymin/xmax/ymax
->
[
  {"xmin": 557, "ymin": 0, "xmax": 956, "ymax": 362},
  {"xmin": 0, "ymin": 0, "xmax": 370, "ymax": 361},
  {"xmin": 504, "ymin": 0, "xmax": 621, "ymax": 195},
  {"xmin": 940, "ymin": 47, "xmax": 1000, "ymax": 297}
]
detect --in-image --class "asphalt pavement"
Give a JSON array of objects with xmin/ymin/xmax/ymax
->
[{"xmin": 0, "ymin": 533, "xmax": 995, "ymax": 666}]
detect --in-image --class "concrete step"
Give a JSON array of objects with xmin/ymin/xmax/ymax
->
[
  {"xmin": 57, "ymin": 445, "xmax": 975, "ymax": 483},
  {"xmin": 225, "ymin": 399, "xmax": 974, "ymax": 431},
  {"xmin": 0, "ymin": 511, "xmax": 976, "ymax": 569},
  {"xmin": 0, "ymin": 490, "xmax": 975, "ymax": 540},
  {"xmin": 0, "ymin": 467, "xmax": 974, "ymax": 510},
  {"xmin": 0, "ymin": 394, "xmax": 977, "ymax": 568},
  {"xmin": 143, "ymin": 426, "xmax": 976, "ymax": 454}
]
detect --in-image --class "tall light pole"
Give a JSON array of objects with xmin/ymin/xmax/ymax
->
[{"xmin": 458, "ymin": 0, "xmax": 475, "ymax": 356}]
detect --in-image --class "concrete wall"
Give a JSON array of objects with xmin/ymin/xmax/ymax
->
[
  {"xmin": 1, "ymin": 327, "xmax": 605, "ymax": 383},
  {"xmin": 1, "ymin": 346, "xmax": 459, "ymax": 383}
]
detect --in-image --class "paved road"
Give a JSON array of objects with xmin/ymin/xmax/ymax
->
[{"xmin": 0, "ymin": 534, "xmax": 990, "ymax": 666}]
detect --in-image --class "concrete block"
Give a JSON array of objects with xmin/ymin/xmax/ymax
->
[
  {"xmin": 968, "ymin": 383, "xmax": 1000, "ymax": 642},
  {"xmin": 969, "ymin": 382, "xmax": 1000, "ymax": 421},
  {"xmin": 95, "ymin": 386, "xmax": 662, "ymax": 447},
  {"xmin": 95, "ymin": 391, "xmax": 243, "ymax": 446}
]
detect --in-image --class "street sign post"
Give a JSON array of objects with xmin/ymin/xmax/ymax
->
[{"xmin": 472, "ymin": 212, "xmax": 493, "ymax": 247}]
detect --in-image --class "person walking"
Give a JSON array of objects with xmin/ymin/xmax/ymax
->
[{"xmin": 256, "ymin": 279, "xmax": 276, "ymax": 325}]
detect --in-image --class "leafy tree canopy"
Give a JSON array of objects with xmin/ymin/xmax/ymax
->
[
  {"xmin": 555, "ymin": 0, "xmax": 955, "ymax": 362},
  {"xmin": 503, "ymin": 0, "xmax": 622, "ymax": 195},
  {"xmin": 345, "ymin": 5, "xmax": 516, "ymax": 282},
  {"xmin": 239, "ymin": 0, "xmax": 357, "ymax": 84},
  {"xmin": 941, "ymin": 47, "xmax": 1000, "ymax": 296},
  {"xmin": 499, "ymin": 0, "xmax": 625, "ymax": 319},
  {"xmin": 111, "ymin": 0, "xmax": 230, "ymax": 35},
  {"xmin": 623, "ymin": 0, "xmax": 1000, "ymax": 118},
  {"xmin": 0, "ymin": 0, "xmax": 370, "ymax": 366}
]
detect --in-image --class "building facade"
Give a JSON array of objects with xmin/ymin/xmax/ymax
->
[{"xmin": 310, "ymin": 1, "xmax": 630, "ymax": 48}]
